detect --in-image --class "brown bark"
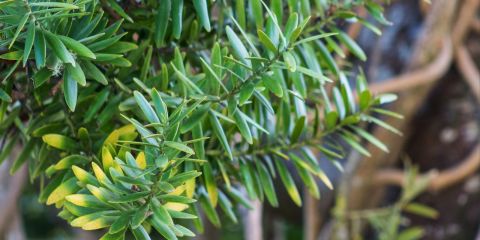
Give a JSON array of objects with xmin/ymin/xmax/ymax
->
[
  {"xmin": 374, "ymin": 144, "xmax": 480, "ymax": 192},
  {"xmin": 456, "ymin": 45, "xmax": 480, "ymax": 102},
  {"xmin": 367, "ymin": 37, "xmax": 452, "ymax": 95},
  {"xmin": 0, "ymin": 148, "xmax": 28, "ymax": 238},
  {"xmin": 303, "ymin": 191, "xmax": 320, "ymax": 240}
]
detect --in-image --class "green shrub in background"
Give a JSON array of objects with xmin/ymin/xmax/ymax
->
[{"xmin": 0, "ymin": 0, "xmax": 399, "ymax": 239}]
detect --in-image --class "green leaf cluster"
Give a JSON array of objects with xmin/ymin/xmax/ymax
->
[{"xmin": 0, "ymin": 0, "xmax": 398, "ymax": 239}]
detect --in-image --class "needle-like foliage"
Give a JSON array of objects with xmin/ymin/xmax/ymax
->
[{"xmin": 0, "ymin": 0, "xmax": 399, "ymax": 239}]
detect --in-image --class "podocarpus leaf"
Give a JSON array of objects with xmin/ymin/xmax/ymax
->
[
  {"xmin": 109, "ymin": 212, "xmax": 130, "ymax": 234},
  {"xmin": 134, "ymin": 91, "xmax": 160, "ymax": 124},
  {"xmin": 217, "ymin": 190, "xmax": 237, "ymax": 222},
  {"xmin": 65, "ymin": 63, "xmax": 86, "ymax": 86},
  {"xmin": 256, "ymin": 161, "xmax": 278, "ymax": 207},
  {"xmin": 226, "ymin": 26, "xmax": 251, "ymax": 67},
  {"xmin": 257, "ymin": 29, "xmax": 277, "ymax": 52},
  {"xmin": 0, "ymin": 88, "xmax": 11, "ymax": 103},
  {"xmin": 29, "ymin": 2, "xmax": 79, "ymax": 9},
  {"xmin": 365, "ymin": 1, "xmax": 392, "ymax": 25},
  {"xmin": 85, "ymin": 89, "xmax": 110, "ymax": 122},
  {"xmin": 42, "ymin": 134, "xmax": 77, "ymax": 151},
  {"xmin": 152, "ymin": 199, "xmax": 174, "ymax": 226},
  {"xmin": 263, "ymin": 75, "xmax": 283, "ymax": 97},
  {"xmin": 209, "ymin": 110, "xmax": 233, "ymax": 160},
  {"xmin": 109, "ymin": 191, "xmax": 149, "ymax": 203},
  {"xmin": 180, "ymin": 104, "xmax": 209, "ymax": 133},
  {"xmin": 44, "ymin": 30, "xmax": 76, "ymax": 65},
  {"xmin": 0, "ymin": 136, "xmax": 17, "ymax": 166},
  {"xmin": 336, "ymin": 30, "xmax": 367, "ymax": 61},
  {"xmin": 34, "ymin": 30, "xmax": 46, "ymax": 68},
  {"xmin": 47, "ymin": 177, "xmax": 80, "ymax": 205},
  {"xmin": 9, "ymin": 13, "xmax": 28, "ymax": 49},
  {"xmin": 47, "ymin": 155, "xmax": 90, "ymax": 173},
  {"xmin": 58, "ymin": 35, "xmax": 96, "ymax": 59},
  {"xmin": 164, "ymin": 141, "xmax": 195, "ymax": 155},
  {"xmin": 193, "ymin": 0, "xmax": 211, "ymax": 32},
  {"xmin": 171, "ymin": 0, "xmax": 184, "ymax": 39},
  {"xmin": 10, "ymin": 139, "xmax": 35, "ymax": 174},
  {"xmin": 88, "ymin": 33, "xmax": 127, "ymax": 52},
  {"xmin": 283, "ymin": 51, "xmax": 297, "ymax": 72},
  {"xmin": 235, "ymin": 0, "xmax": 246, "ymax": 29},
  {"xmin": 131, "ymin": 225, "xmax": 151, "ymax": 240},
  {"xmin": 175, "ymin": 224, "xmax": 195, "ymax": 237},
  {"xmin": 131, "ymin": 205, "xmax": 149, "ymax": 229},
  {"xmin": 340, "ymin": 132, "xmax": 371, "ymax": 157},
  {"xmin": 72, "ymin": 166, "xmax": 100, "ymax": 186},
  {"xmin": 0, "ymin": 51, "xmax": 22, "ymax": 60},
  {"xmin": 203, "ymin": 163, "xmax": 218, "ymax": 207},
  {"xmin": 274, "ymin": 157, "xmax": 302, "ymax": 206},
  {"xmin": 150, "ymin": 89, "xmax": 168, "ymax": 122},
  {"xmin": 404, "ymin": 203, "xmax": 439, "ymax": 219},
  {"xmin": 0, "ymin": 1, "xmax": 399, "ymax": 238},
  {"xmin": 168, "ymin": 209, "xmax": 197, "ymax": 219},
  {"xmin": 33, "ymin": 67, "xmax": 52, "ymax": 88},
  {"xmin": 0, "ymin": 0, "xmax": 16, "ymax": 8},
  {"xmin": 168, "ymin": 171, "xmax": 201, "ymax": 187},
  {"xmin": 233, "ymin": 110, "xmax": 253, "ymax": 144},
  {"xmin": 63, "ymin": 69, "xmax": 78, "ymax": 111},
  {"xmin": 151, "ymin": 217, "xmax": 177, "ymax": 240},
  {"xmin": 199, "ymin": 191, "xmax": 220, "ymax": 227},
  {"xmin": 351, "ymin": 126, "xmax": 389, "ymax": 152},
  {"xmin": 154, "ymin": 0, "xmax": 171, "ymax": 46},
  {"xmin": 23, "ymin": 21, "xmax": 35, "ymax": 66}
]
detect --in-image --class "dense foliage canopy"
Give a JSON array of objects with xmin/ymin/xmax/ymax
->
[{"xmin": 0, "ymin": 0, "xmax": 400, "ymax": 239}]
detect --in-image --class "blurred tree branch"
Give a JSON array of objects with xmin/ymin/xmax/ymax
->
[
  {"xmin": 0, "ymin": 162, "xmax": 27, "ymax": 237},
  {"xmin": 374, "ymin": 144, "xmax": 480, "ymax": 191}
]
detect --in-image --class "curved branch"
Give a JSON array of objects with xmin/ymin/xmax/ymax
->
[
  {"xmin": 452, "ymin": 0, "xmax": 480, "ymax": 48},
  {"xmin": 372, "ymin": 44, "xmax": 479, "ymax": 193},
  {"xmin": 373, "ymin": 19, "xmax": 480, "ymax": 192},
  {"xmin": 367, "ymin": 36, "xmax": 453, "ymax": 94},
  {"xmin": 374, "ymin": 144, "xmax": 480, "ymax": 192},
  {"xmin": 367, "ymin": 0, "xmax": 478, "ymax": 95},
  {"xmin": 472, "ymin": 18, "xmax": 480, "ymax": 33},
  {"xmin": 455, "ymin": 45, "xmax": 480, "ymax": 102}
]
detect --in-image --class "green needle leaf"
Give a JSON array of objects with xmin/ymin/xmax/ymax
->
[
  {"xmin": 193, "ymin": 0, "xmax": 211, "ymax": 32},
  {"xmin": 23, "ymin": 21, "xmax": 35, "ymax": 66},
  {"xmin": 209, "ymin": 110, "xmax": 233, "ymax": 160},
  {"xmin": 65, "ymin": 63, "xmax": 86, "ymax": 86},
  {"xmin": 59, "ymin": 36, "xmax": 96, "ymax": 59},
  {"xmin": 164, "ymin": 141, "xmax": 195, "ymax": 155},
  {"xmin": 63, "ymin": 72, "xmax": 78, "ymax": 111},
  {"xmin": 44, "ymin": 31, "xmax": 75, "ymax": 65},
  {"xmin": 9, "ymin": 13, "xmax": 29, "ymax": 49}
]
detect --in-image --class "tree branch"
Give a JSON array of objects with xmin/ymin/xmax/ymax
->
[
  {"xmin": 367, "ymin": 36, "xmax": 452, "ymax": 94},
  {"xmin": 455, "ymin": 45, "xmax": 480, "ymax": 102},
  {"xmin": 0, "ymin": 164, "xmax": 28, "ymax": 236},
  {"xmin": 373, "ymin": 144, "xmax": 480, "ymax": 192}
]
